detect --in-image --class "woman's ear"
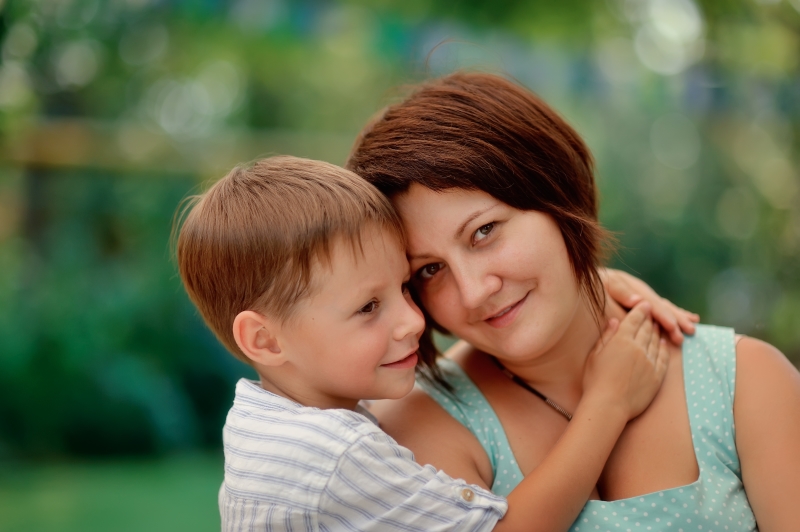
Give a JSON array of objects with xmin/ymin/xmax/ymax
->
[{"xmin": 232, "ymin": 310, "xmax": 285, "ymax": 366}]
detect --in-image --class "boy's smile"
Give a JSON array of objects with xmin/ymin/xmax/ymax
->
[
  {"xmin": 381, "ymin": 351, "xmax": 419, "ymax": 369},
  {"xmin": 266, "ymin": 224, "xmax": 424, "ymax": 410}
]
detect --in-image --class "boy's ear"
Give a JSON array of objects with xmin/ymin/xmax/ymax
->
[{"xmin": 232, "ymin": 310, "xmax": 285, "ymax": 366}]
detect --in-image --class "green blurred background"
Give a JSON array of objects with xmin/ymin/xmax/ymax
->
[{"xmin": 1, "ymin": 0, "xmax": 798, "ymax": 530}]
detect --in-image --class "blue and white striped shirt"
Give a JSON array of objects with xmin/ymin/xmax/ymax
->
[{"xmin": 220, "ymin": 379, "xmax": 508, "ymax": 531}]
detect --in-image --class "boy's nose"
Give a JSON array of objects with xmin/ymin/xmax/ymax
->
[{"xmin": 395, "ymin": 296, "xmax": 426, "ymax": 341}]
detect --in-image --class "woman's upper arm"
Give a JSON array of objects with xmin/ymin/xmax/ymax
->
[
  {"xmin": 370, "ymin": 389, "xmax": 494, "ymax": 490},
  {"xmin": 734, "ymin": 336, "xmax": 800, "ymax": 531}
]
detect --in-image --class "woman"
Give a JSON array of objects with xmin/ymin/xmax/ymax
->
[{"xmin": 347, "ymin": 73, "xmax": 800, "ymax": 530}]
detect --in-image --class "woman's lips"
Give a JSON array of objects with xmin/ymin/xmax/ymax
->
[
  {"xmin": 485, "ymin": 293, "xmax": 529, "ymax": 328},
  {"xmin": 381, "ymin": 352, "xmax": 419, "ymax": 369}
]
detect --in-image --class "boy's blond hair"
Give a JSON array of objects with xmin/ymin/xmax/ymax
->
[{"xmin": 175, "ymin": 156, "xmax": 404, "ymax": 363}]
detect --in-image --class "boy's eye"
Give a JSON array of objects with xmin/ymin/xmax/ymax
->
[
  {"xmin": 417, "ymin": 263, "xmax": 441, "ymax": 280},
  {"xmin": 358, "ymin": 300, "xmax": 379, "ymax": 314},
  {"xmin": 473, "ymin": 222, "xmax": 495, "ymax": 243}
]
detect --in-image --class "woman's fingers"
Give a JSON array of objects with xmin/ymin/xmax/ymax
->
[
  {"xmin": 602, "ymin": 268, "xmax": 700, "ymax": 345},
  {"xmin": 603, "ymin": 269, "xmax": 644, "ymax": 308},
  {"xmin": 674, "ymin": 303, "xmax": 700, "ymax": 332},
  {"xmin": 649, "ymin": 300, "xmax": 683, "ymax": 345}
]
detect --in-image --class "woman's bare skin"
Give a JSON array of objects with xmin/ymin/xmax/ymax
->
[
  {"xmin": 373, "ymin": 300, "xmax": 695, "ymax": 501},
  {"xmin": 373, "ymin": 325, "xmax": 800, "ymax": 531}
]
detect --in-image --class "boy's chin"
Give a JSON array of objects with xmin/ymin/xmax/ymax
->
[{"xmin": 374, "ymin": 378, "xmax": 416, "ymax": 401}]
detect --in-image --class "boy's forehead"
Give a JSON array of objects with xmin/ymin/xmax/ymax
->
[
  {"xmin": 325, "ymin": 225, "xmax": 405, "ymax": 265},
  {"xmin": 306, "ymin": 225, "xmax": 406, "ymax": 286}
]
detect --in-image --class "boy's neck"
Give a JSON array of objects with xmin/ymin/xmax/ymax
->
[{"xmin": 256, "ymin": 370, "xmax": 360, "ymax": 411}]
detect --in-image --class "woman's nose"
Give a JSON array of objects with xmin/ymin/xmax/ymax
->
[{"xmin": 452, "ymin": 259, "xmax": 502, "ymax": 310}]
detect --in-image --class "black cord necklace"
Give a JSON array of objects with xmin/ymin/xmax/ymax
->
[{"xmin": 490, "ymin": 356, "xmax": 573, "ymax": 421}]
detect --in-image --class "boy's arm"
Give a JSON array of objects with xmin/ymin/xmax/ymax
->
[
  {"xmin": 498, "ymin": 399, "xmax": 627, "ymax": 531},
  {"xmin": 496, "ymin": 303, "xmax": 669, "ymax": 532},
  {"xmin": 318, "ymin": 428, "xmax": 508, "ymax": 532}
]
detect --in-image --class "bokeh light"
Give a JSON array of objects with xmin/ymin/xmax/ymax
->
[{"xmin": 1, "ymin": 0, "xmax": 799, "ymax": 530}]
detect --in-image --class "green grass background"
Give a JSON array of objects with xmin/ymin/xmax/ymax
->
[{"xmin": 0, "ymin": 454, "xmax": 222, "ymax": 532}]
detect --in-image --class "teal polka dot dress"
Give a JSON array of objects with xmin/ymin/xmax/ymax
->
[
  {"xmin": 416, "ymin": 325, "xmax": 758, "ymax": 531},
  {"xmin": 416, "ymin": 356, "xmax": 523, "ymax": 494}
]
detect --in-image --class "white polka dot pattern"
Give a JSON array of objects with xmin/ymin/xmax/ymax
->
[
  {"xmin": 416, "ymin": 357, "xmax": 523, "ymax": 494},
  {"xmin": 572, "ymin": 325, "xmax": 757, "ymax": 531},
  {"xmin": 418, "ymin": 325, "xmax": 758, "ymax": 531}
]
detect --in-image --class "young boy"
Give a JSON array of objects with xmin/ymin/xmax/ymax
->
[{"xmin": 175, "ymin": 156, "xmax": 668, "ymax": 531}]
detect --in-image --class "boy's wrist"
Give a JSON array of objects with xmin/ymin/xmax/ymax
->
[{"xmin": 574, "ymin": 392, "xmax": 629, "ymax": 427}]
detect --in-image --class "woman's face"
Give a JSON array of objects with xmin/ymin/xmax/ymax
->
[{"xmin": 395, "ymin": 184, "xmax": 584, "ymax": 362}]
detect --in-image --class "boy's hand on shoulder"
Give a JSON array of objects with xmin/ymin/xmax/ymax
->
[
  {"xmin": 582, "ymin": 302, "xmax": 670, "ymax": 421},
  {"xmin": 601, "ymin": 268, "xmax": 700, "ymax": 345}
]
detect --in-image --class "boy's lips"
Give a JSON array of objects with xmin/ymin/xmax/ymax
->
[{"xmin": 381, "ymin": 352, "xmax": 419, "ymax": 369}]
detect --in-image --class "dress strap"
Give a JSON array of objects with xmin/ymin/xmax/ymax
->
[{"xmin": 682, "ymin": 325, "xmax": 741, "ymax": 478}]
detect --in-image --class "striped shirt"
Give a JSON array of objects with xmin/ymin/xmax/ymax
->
[{"xmin": 220, "ymin": 379, "xmax": 508, "ymax": 531}]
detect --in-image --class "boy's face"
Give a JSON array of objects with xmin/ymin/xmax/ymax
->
[{"xmin": 276, "ymin": 225, "xmax": 425, "ymax": 410}]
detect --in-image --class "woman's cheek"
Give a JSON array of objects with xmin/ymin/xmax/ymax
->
[{"xmin": 422, "ymin": 278, "xmax": 463, "ymax": 331}]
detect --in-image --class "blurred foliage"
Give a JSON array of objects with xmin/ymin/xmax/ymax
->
[
  {"xmin": 0, "ymin": 453, "xmax": 221, "ymax": 532},
  {"xmin": 0, "ymin": 0, "xmax": 798, "ymax": 464}
]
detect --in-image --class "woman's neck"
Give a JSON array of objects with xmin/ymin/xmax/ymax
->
[{"xmin": 496, "ymin": 297, "xmax": 606, "ymax": 408}]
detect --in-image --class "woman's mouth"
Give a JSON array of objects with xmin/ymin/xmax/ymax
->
[
  {"xmin": 381, "ymin": 352, "xmax": 419, "ymax": 369},
  {"xmin": 485, "ymin": 293, "xmax": 529, "ymax": 328}
]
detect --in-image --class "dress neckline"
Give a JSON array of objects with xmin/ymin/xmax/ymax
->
[{"xmin": 445, "ymin": 331, "xmax": 704, "ymax": 502}]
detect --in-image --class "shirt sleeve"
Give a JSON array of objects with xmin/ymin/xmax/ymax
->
[{"xmin": 317, "ymin": 428, "xmax": 508, "ymax": 532}]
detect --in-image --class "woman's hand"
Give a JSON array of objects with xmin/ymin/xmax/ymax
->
[
  {"xmin": 582, "ymin": 301, "xmax": 670, "ymax": 420},
  {"xmin": 601, "ymin": 268, "xmax": 699, "ymax": 346}
]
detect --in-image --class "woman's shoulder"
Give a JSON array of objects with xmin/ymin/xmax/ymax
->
[
  {"xmin": 370, "ymin": 387, "xmax": 452, "ymax": 433},
  {"xmin": 370, "ymin": 388, "xmax": 495, "ymax": 488},
  {"xmin": 683, "ymin": 324, "xmax": 793, "ymax": 378},
  {"xmin": 734, "ymin": 335, "xmax": 798, "ymax": 403},
  {"xmin": 731, "ymin": 335, "xmax": 800, "ymax": 527},
  {"xmin": 732, "ymin": 333, "xmax": 798, "ymax": 448}
]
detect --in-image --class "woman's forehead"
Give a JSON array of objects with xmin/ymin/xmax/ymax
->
[
  {"xmin": 394, "ymin": 185, "xmax": 505, "ymax": 255},
  {"xmin": 394, "ymin": 185, "xmax": 501, "ymax": 223}
]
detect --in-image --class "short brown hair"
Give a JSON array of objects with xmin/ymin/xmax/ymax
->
[
  {"xmin": 175, "ymin": 156, "xmax": 404, "ymax": 363},
  {"xmin": 346, "ymin": 72, "xmax": 611, "ymax": 378}
]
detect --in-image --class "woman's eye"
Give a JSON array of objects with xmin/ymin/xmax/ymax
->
[
  {"xmin": 417, "ymin": 263, "xmax": 441, "ymax": 280},
  {"xmin": 473, "ymin": 222, "xmax": 495, "ymax": 243},
  {"xmin": 358, "ymin": 301, "xmax": 379, "ymax": 315}
]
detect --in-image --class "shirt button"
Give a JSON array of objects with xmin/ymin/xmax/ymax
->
[{"xmin": 461, "ymin": 488, "xmax": 475, "ymax": 502}]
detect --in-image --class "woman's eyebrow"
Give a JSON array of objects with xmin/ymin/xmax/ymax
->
[
  {"xmin": 454, "ymin": 202, "xmax": 500, "ymax": 239},
  {"xmin": 407, "ymin": 201, "xmax": 502, "ymax": 261}
]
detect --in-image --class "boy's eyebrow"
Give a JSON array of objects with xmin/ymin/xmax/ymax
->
[{"xmin": 347, "ymin": 280, "xmax": 388, "ymax": 302}]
